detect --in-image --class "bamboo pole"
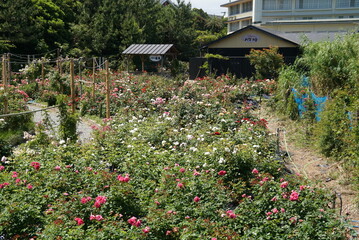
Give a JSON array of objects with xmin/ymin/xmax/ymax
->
[
  {"xmin": 92, "ymin": 57, "xmax": 96, "ymax": 99},
  {"xmin": 70, "ymin": 59, "xmax": 75, "ymax": 114},
  {"xmin": 105, "ymin": 60, "xmax": 110, "ymax": 119},
  {"xmin": 2, "ymin": 54, "xmax": 8, "ymax": 114}
]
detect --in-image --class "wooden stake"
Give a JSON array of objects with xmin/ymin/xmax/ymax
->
[
  {"xmin": 92, "ymin": 57, "xmax": 96, "ymax": 99},
  {"xmin": 2, "ymin": 54, "xmax": 8, "ymax": 114},
  {"xmin": 105, "ymin": 60, "xmax": 110, "ymax": 119},
  {"xmin": 41, "ymin": 57, "xmax": 45, "ymax": 87},
  {"xmin": 70, "ymin": 59, "xmax": 75, "ymax": 114},
  {"xmin": 7, "ymin": 53, "xmax": 11, "ymax": 83}
]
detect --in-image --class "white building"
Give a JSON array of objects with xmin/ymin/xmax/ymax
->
[{"xmin": 221, "ymin": 0, "xmax": 359, "ymax": 33}]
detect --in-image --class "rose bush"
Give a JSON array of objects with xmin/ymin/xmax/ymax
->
[{"xmin": 0, "ymin": 73, "xmax": 352, "ymax": 239}]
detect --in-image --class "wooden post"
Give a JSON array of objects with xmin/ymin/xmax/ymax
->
[
  {"xmin": 70, "ymin": 59, "xmax": 75, "ymax": 114},
  {"xmin": 7, "ymin": 53, "xmax": 11, "ymax": 84},
  {"xmin": 79, "ymin": 58, "xmax": 82, "ymax": 96},
  {"xmin": 2, "ymin": 54, "xmax": 8, "ymax": 114},
  {"xmin": 105, "ymin": 60, "xmax": 110, "ymax": 119},
  {"xmin": 141, "ymin": 55, "xmax": 145, "ymax": 72},
  {"xmin": 92, "ymin": 57, "xmax": 96, "ymax": 99},
  {"xmin": 41, "ymin": 57, "xmax": 45, "ymax": 87}
]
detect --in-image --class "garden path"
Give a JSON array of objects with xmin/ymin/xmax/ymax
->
[
  {"xmin": 27, "ymin": 103, "xmax": 95, "ymax": 143},
  {"xmin": 256, "ymin": 104, "xmax": 359, "ymax": 227}
]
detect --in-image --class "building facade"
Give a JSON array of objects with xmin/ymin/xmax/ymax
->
[{"xmin": 221, "ymin": 0, "xmax": 359, "ymax": 33}]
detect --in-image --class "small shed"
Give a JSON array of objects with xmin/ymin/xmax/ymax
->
[{"xmin": 122, "ymin": 44, "xmax": 178, "ymax": 72}]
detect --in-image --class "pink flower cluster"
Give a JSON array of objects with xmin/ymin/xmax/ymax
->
[
  {"xmin": 30, "ymin": 162, "xmax": 40, "ymax": 170},
  {"xmin": 289, "ymin": 191, "xmax": 299, "ymax": 201},
  {"xmin": 93, "ymin": 195, "xmax": 107, "ymax": 208},
  {"xmin": 74, "ymin": 217, "xmax": 84, "ymax": 225},
  {"xmin": 0, "ymin": 182, "xmax": 10, "ymax": 189},
  {"xmin": 90, "ymin": 214, "xmax": 103, "ymax": 221},
  {"xmin": 226, "ymin": 210, "xmax": 237, "ymax": 218},
  {"xmin": 128, "ymin": 216, "xmax": 142, "ymax": 227},
  {"xmin": 81, "ymin": 196, "xmax": 92, "ymax": 204},
  {"xmin": 117, "ymin": 174, "xmax": 130, "ymax": 183}
]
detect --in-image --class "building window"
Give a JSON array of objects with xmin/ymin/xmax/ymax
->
[
  {"xmin": 229, "ymin": 4, "xmax": 240, "ymax": 15},
  {"xmin": 229, "ymin": 22, "xmax": 240, "ymax": 32},
  {"xmin": 263, "ymin": 0, "xmax": 291, "ymax": 10},
  {"xmin": 336, "ymin": 0, "xmax": 359, "ymax": 8},
  {"xmin": 242, "ymin": 1, "xmax": 253, "ymax": 13},
  {"xmin": 296, "ymin": 0, "xmax": 332, "ymax": 9},
  {"xmin": 242, "ymin": 19, "xmax": 252, "ymax": 27}
]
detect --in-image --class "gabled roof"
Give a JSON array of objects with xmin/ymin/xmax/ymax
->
[
  {"xmin": 202, "ymin": 25, "xmax": 300, "ymax": 49},
  {"xmin": 122, "ymin": 44, "xmax": 177, "ymax": 55}
]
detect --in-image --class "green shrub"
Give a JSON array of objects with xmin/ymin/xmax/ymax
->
[{"xmin": 246, "ymin": 46, "xmax": 284, "ymax": 80}]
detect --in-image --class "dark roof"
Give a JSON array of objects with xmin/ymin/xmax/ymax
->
[
  {"xmin": 202, "ymin": 25, "xmax": 300, "ymax": 49},
  {"xmin": 122, "ymin": 44, "xmax": 177, "ymax": 55}
]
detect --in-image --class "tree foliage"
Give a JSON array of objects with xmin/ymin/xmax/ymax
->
[{"xmin": 0, "ymin": 0, "xmax": 226, "ymax": 61}]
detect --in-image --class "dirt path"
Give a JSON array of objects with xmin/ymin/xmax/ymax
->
[
  {"xmin": 256, "ymin": 104, "xmax": 359, "ymax": 225},
  {"xmin": 28, "ymin": 103, "xmax": 96, "ymax": 143}
]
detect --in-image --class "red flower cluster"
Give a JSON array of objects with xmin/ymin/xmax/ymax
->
[{"xmin": 30, "ymin": 162, "xmax": 41, "ymax": 170}]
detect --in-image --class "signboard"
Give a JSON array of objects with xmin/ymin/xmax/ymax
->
[
  {"xmin": 242, "ymin": 34, "xmax": 260, "ymax": 43},
  {"xmin": 149, "ymin": 55, "xmax": 162, "ymax": 62}
]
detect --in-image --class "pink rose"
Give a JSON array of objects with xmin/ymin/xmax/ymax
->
[
  {"xmin": 281, "ymin": 208, "xmax": 286, "ymax": 213},
  {"xmin": 280, "ymin": 181, "xmax": 288, "ymax": 188},
  {"xmin": 289, "ymin": 191, "xmax": 299, "ymax": 201},
  {"xmin": 54, "ymin": 166, "xmax": 61, "ymax": 171},
  {"xmin": 218, "ymin": 170, "xmax": 227, "ymax": 176},
  {"xmin": 30, "ymin": 162, "xmax": 40, "ymax": 170},
  {"xmin": 74, "ymin": 217, "xmax": 84, "ymax": 225},
  {"xmin": 272, "ymin": 208, "xmax": 279, "ymax": 214},
  {"xmin": 128, "ymin": 217, "xmax": 137, "ymax": 225},
  {"xmin": 193, "ymin": 196, "xmax": 201, "ymax": 202},
  {"xmin": 252, "ymin": 168, "xmax": 259, "ymax": 174},
  {"xmin": 117, "ymin": 174, "xmax": 130, "ymax": 182},
  {"xmin": 142, "ymin": 226, "xmax": 150, "ymax": 233},
  {"xmin": 81, "ymin": 197, "xmax": 92, "ymax": 204},
  {"xmin": 27, "ymin": 184, "xmax": 33, "ymax": 190},
  {"xmin": 0, "ymin": 166, "xmax": 4, "ymax": 171},
  {"xmin": 179, "ymin": 168, "xmax": 186, "ymax": 173},
  {"xmin": 177, "ymin": 182, "xmax": 184, "ymax": 188}
]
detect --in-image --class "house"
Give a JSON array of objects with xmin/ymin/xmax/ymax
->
[
  {"xmin": 189, "ymin": 25, "xmax": 350, "ymax": 79},
  {"xmin": 221, "ymin": 0, "xmax": 359, "ymax": 34}
]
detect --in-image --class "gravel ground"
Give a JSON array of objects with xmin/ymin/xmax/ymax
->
[{"xmin": 28, "ymin": 103, "xmax": 94, "ymax": 143}]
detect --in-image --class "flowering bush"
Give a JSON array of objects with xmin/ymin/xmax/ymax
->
[{"xmin": 0, "ymin": 74, "xmax": 351, "ymax": 239}]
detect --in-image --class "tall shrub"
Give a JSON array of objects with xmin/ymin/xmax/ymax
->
[{"xmin": 246, "ymin": 46, "xmax": 284, "ymax": 80}]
